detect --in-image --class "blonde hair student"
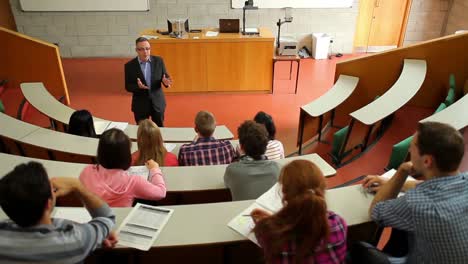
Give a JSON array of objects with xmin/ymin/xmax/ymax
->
[
  {"xmin": 133, "ymin": 119, "xmax": 178, "ymax": 167},
  {"xmin": 251, "ymin": 160, "xmax": 347, "ymax": 263}
]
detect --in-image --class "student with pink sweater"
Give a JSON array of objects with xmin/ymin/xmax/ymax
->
[{"xmin": 80, "ymin": 128, "xmax": 166, "ymax": 207}]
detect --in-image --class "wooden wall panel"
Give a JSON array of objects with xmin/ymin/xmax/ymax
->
[
  {"xmin": 335, "ymin": 33, "xmax": 468, "ymax": 119},
  {"xmin": 0, "ymin": 27, "xmax": 69, "ymax": 104}
]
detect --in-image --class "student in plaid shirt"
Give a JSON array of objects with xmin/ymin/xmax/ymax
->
[
  {"xmin": 178, "ymin": 111, "xmax": 236, "ymax": 166},
  {"xmin": 250, "ymin": 160, "xmax": 347, "ymax": 264},
  {"xmin": 368, "ymin": 122, "xmax": 467, "ymax": 263}
]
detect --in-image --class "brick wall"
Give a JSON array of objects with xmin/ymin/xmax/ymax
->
[
  {"xmin": 10, "ymin": 0, "xmax": 452, "ymax": 57},
  {"xmin": 445, "ymin": 0, "xmax": 468, "ymax": 35}
]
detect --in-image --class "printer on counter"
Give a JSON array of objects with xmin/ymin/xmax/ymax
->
[{"xmin": 277, "ymin": 36, "xmax": 298, "ymax": 56}]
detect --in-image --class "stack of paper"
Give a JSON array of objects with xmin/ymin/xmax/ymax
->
[
  {"xmin": 117, "ymin": 203, "xmax": 173, "ymax": 250},
  {"xmin": 141, "ymin": 34, "xmax": 159, "ymax": 40},
  {"xmin": 205, "ymin": 31, "xmax": 219, "ymax": 37},
  {"xmin": 227, "ymin": 183, "xmax": 283, "ymax": 246}
]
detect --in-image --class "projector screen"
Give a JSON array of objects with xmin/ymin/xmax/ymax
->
[
  {"xmin": 232, "ymin": 0, "xmax": 353, "ymax": 8},
  {"xmin": 19, "ymin": 0, "xmax": 150, "ymax": 11}
]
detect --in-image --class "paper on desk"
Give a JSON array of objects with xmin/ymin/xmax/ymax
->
[
  {"xmin": 380, "ymin": 169, "xmax": 416, "ymax": 181},
  {"xmin": 53, "ymin": 207, "xmax": 91, "ymax": 223},
  {"xmin": 141, "ymin": 34, "xmax": 159, "ymax": 40},
  {"xmin": 94, "ymin": 121, "xmax": 111, "ymax": 135},
  {"xmin": 244, "ymin": 27, "xmax": 258, "ymax": 34},
  {"xmin": 127, "ymin": 166, "xmax": 149, "ymax": 180},
  {"xmin": 227, "ymin": 203, "xmax": 265, "ymax": 246},
  {"xmin": 255, "ymin": 183, "xmax": 283, "ymax": 213},
  {"xmin": 164, "ymin": 143, "xmax": 176, "ymax": 152},
  {"xmin": 117, "ymin": 203, "xmax": 173, "ymax": 251},
  {"xmin": 205, "ymin": 31, "xmax": 219, "ymax": 37},
  {"xmin": 228, "ymin": 183, "xmax": 284, "ymax": 247},
  {"xmin": 106, "ymin": 122, "xmax": 128, "ymax": 131}
]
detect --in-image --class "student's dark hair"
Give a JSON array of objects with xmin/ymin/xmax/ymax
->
[
  {"xmin": 195, "ymin": 111, "xmax": 216, "ymax": 137},
  {"xmin": 238, "ymin": 120, "xmax": 269, "ymax": 160},
  {"xmin": 254, "ymin": 111, "xmax": 276, "ymax": 140},
  {"xmin": 0, "ymin": 162, "xmax": 52, "ymax": 227},
  {"xmin": 135, "ymin": 36, "xmax": 149, "ymax": 45},
  {"xmin": 68, "ymin": 109, "xmax": 97, "ymax": 138},
  {"xmin": 416, "ymin": 122, "xmax": 464, "ymax": 172},
  {"xmin": 97, "ymin": 128, "xmax": 132, "ymax": 170},
  {"xmin": 253, "ymin": 160, "xmax": 329, "ymax": 263}
]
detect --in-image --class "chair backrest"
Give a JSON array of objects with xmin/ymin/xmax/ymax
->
[
  {"xmin": 331, "ymin": 126, "xmax": 349, "ymax": 163},
  {"xmin": 0, "ymin": 100, "xmax": 4, "ymax": 113},
  {"xmin": 444, "ymin": 88, "xmax": 455, "ymax": 106},
  {"xmin": 445, "ymin": 74, "xmax": 456, "ymax": 106},
  {"xmin": 434, "ymin": 102, "xmax": 447, "ymax": 113},
  {"xmin": 386, "ymin": 136, "xmax": 413, "ymax": 170}
]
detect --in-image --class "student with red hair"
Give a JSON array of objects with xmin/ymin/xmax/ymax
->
[{"xmin": 251, "ymin": 160, "xmax": 347, "ymax": 264}]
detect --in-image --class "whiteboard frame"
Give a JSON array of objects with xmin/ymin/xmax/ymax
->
[
  {"xmin": 19, "ymin": 0, "xmax": 150, "ymax": 12},
  {"xmin": 231, "ymin": 0, "xmax": 353, "ymax": 9}
]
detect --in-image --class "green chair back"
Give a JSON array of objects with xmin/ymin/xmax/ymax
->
[
  {"xmin": 331, "ymin": 126, "xmax": 349, "ymax": 162},
  {"xmin": 444, "ymin": 88, "xmax": 455, "ymax": 106},
  {"xmin": 386, "ymin": 136, "xmax": 413, "ymax": 170},
  {"xmin": 434, "ymin": 102, "xmax": 447, "ymax": 113},
  {"xmin": 449, "ymin": 74, "xmax": 456, "ymax": 90},
  {"xmin": 0, "ymin": 100, "xmax": 4, "ymax": 113}
]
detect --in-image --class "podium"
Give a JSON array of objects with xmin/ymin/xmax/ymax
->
[{"xmin": 141, "ymin": 28, "xmax": 275, "ymax": 94}]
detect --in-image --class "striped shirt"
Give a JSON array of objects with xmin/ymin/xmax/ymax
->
[
  {"xmin": 265, "ymin": 140, "xmax": 285, "ymax": 160},
  {"xmin": 372, "ymin": 172, "xmax": 468, "ymax": 264},
  {"xmin": 178, "ymin": 137, "xmax": 236, "ymax": 166},
  {"xmin": 0, "ymin": 204, "xmax": 115, "ymax": 264},
  {"xmin": 256, "ymin": 211, "xmax": 347, "ymax": 264}
]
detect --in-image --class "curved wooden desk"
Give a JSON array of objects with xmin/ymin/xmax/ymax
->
[
  {"xmin": 0, "ymin": 112, "xmax": 137, "ymax": 162},
  {"xmin": 350, "ymin": 59, "xmax": 427, "ymax": 125},
  {"xmin": 335, "ymin": 59, "xmax": 427, "ymax": 165},
  {"xmin": 297, "ymin": 75, "xmax": 359, "ymax": 154},
  {"xmin": 20, "ymin": 82, "xmax": 234, "ymax": 142},
  {"xmin": 420, "ymin": 93, "xmax": 468, "ymax": 130},
  {"xmin": 0, "ymin": 152, "xmax": 335, "ymax": 193},
  {"xmin": 0, "ymin": 185, "xmax": 375, "ymax": 263}
]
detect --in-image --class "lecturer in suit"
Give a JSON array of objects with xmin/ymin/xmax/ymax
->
[{"xmin": 125, "ymin": 37, "xmax": 172, "ymax": 127}]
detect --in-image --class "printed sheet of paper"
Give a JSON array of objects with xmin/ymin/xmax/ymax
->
[
  {"xmin": 227, "ymin": 203, "xmax": 267, "ymax": 246},
  {"xmin": 116, "ymin": 203, "xmax": 173, "ymax": 250},
  {"xmin": 53, "ymin": 207, "xmax": 91, "ymax": 223},
  {"xmin": 127, "ymin": 166, "xmax": 149, "ymax": 180},
  {"xmin": 255, "ymin": 183, "xmax": 283, "ymax": 213},
  {"xmin": 141, "ymin": 34, "xmax": 158, "ymax": 40}
]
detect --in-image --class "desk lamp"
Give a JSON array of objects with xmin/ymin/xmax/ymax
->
[
  {"xmin": 242, "ymin": 0, "xmax": 258, "ymax": 35},
  {"xmin": 276, "ymin": 7, "xmax": 293, "ymax": 48}
]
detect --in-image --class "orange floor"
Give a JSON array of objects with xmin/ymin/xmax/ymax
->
[{"xmin": 1, "ymin": 55, "xmax": 466, "ymax": 187}]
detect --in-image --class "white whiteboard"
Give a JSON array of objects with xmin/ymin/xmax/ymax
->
[
  {"xmin": 232, "ymin": 0, "xmax": 353, "ymax": 8},
  {"xmin": 19, "ymin": 0, "xmax": 150, "ymax": 11}
]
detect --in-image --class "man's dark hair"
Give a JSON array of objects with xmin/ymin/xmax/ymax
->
[
  {"xmin": 254, "ymin": 111, "xmax": 276, "ymax": 140},
  {"xmin": 0, "ymin": 162, "xmax": 52, "ymax": 227},
  {"xmin": 135, "ymin": 37, "xmax": 149, "ymax": 45},
  {"xmin": 97, "ymin": 128, "xmax": 132, "ymax": 170},
  {"xmin": 416, "ymin": 122, "xmax": 465, "ymax": 172},
  {"xmin": 238, "ymin": 120, "xmax": 269, "ymax": 160}
]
